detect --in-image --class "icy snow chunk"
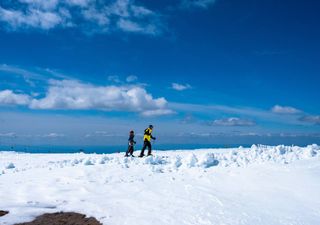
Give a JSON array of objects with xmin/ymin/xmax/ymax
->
[
  {"xmin": 230, "ymin": 150, "xmax": 238, "ymax": 157},
  {"xmin": 199, "ymin": 153, "xmax": 219, "ymax": 168},
  {"xmin": 6, "ymin": 162, "xmax": 15, "ymax": 169},
  {"xmin": 172, "ymin": 156, "xmax": 182, "ymax": 169},
  {"xmin": 251, "ymin": 144, "xmax": 258, "ymax": 151},
  {"xmin": 100, "ymin": 156, "xmax": 110, "ymax": 164},
  {"xmin": 226, "ymin": 150, "xmax": 238, "ymax": 163},
  {"xmin": 303, "ymin": 148, "xmax": 317, "ymax": 158},
  {"xmin": 144, "ymin": 155, "xmax": 167, "ymax": 165},
  {"xmin": 84, "ymin": 159, "xmax": 95, "ymax": 166},
  {"xmin": 185, "ymin": 154, "xmax": 198, "ymax": 168},
  {"xmin": 307, "ymin": 144, "xmax": 319, "ymax": 151},
  {"xmin": 276, "ymin": 145, "xmax": 286, "ymax": 155}
]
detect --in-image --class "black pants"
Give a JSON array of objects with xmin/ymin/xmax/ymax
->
[
  {"xmin": 125, "ymin": 145, "xmax": 134, "ymax": 156},
  {"xmin": 140, "ymin": 141, "xmax": 152, "ymax": 156}
]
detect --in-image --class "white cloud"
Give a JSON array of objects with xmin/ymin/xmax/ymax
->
[
  {"xmin": 108, "ymin": 75, "xmax": 121, "ymax": 83},
  {"xmin": 117, "ymin": 18, "xmax": 159, "ymax": 35},
  {"xmin": 28, "ymin": 79, "xmax": 172, "ymax": 116},
  {"xmin": 126, "ymin": 75, "xmax": 138, "ymax": 82},
  {"xmin": 0, "ymin": 64, "xmax": 44, "ymax": 86},
  {"xmin": 0, "ymin": 64, "xmax": 74, "ymax": 89},
  {"xmin": 0, "ymin": 132, "xmax": 16, "ymax": 137},
  {"xmin": 180, "ymin": 113, "xmax": 196, "ymax": 124},
  {"xmin": 299, "ymin": 116, "xmax": 320, "ymax": 125},
  {"xmin": 171, "ymin": 83, "xmax": 192, "ymax": 91},
  {"xmin": 212, "ymin": 117, "xmax": 256, "ymax": 126},
  {"xmin": 181, "ymin": 0, "xmax": 216, "ymax": 9},
  {"xmin": 0, "ymin": 0, "xmax": 162, "ymax": 35},
  {"xmin": 65, "ymin": 0, "xmax": 93, "ymax": 7},
  {"xmin": 18, "ymin": 0, "xmax": 60, "ymax": 10},
  {"xmin": 82, "ymin": 8, "xmax": 110, "ymax": 27},
  {"xmin": 0, "ymin": 7, "xmax": 66, "ymax": 30},
  {"xmin": 117, "ymin": 18, "xmax": 143, "ymax": 32},
  {"xmin": 0, "ymin": 90, "xmax": 31, "ymax": 105},
  {"xmin": 0, "ymin": 65, "xmax": 172, "ymax": 116},
  {"xmin": 271, "ymin": 105, "xmax": 301, "ymax": 114},
  {"xmin": 141, "ymin": 109, "xmax": 175, "ymax": 117},
  {"xmin": 42, "ymin": 132, "xmax": 65, "ymax": 138},
  {"xmin": 85, "ymin": 131, "xmax": 125, "ymax": 138}
]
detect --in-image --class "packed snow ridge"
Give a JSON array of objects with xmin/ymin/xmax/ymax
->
[{"xmin": 1, "ymin": 144, "xmax": 319, "ymax": 174}]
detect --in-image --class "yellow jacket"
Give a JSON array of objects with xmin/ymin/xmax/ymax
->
[{"xmin": 143, "ymin": 128, "xmax": 153, "ymax": 142}]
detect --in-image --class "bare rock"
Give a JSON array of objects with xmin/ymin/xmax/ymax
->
[{"xmin": 15, "ymin": 212, "xmax": 102, "ymax": 225}]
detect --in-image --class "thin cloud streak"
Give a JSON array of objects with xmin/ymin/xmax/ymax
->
[
  {"xmin": 169, "ymin": 102, "xmax": 304, "ymax": 125},
  {"xmin": 180, "ymin": 0, "xmax": 216, "ymax": 9},
  {"xmin": 299, "ymin": 115, "xmax": 320, "ymax": 125},
  {"xmin": 211, "ymin": 118, "xmax": 256, "ymax": 127},
  {"xmin": 0, "ymin": 64, "xmax": 74, "ymax": 83}
]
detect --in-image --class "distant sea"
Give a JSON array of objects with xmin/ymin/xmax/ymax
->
[{"xmin": 0, "ymin": 144, "xmax": 250, "ymax": 154}]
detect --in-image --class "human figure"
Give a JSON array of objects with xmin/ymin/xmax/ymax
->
[
  {"xmin": 125, "ymin": 130, "xmax": 136, "ymax": 157},
  {"xmin": 139, "ymin": 125, "xmax": 156, "ymax": 157}
]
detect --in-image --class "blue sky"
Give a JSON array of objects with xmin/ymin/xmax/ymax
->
[{"xmin": 0, "ymin": 0, "xmax": 319, "ymax": 147}]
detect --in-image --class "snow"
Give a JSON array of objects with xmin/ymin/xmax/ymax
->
[
  {"xmin": 0, "ymin": 145, "xmax": 320, "ymax": 225},
  {"xmin": 5, "ymin": 163, "xmax": 15, "ymax": 170}
]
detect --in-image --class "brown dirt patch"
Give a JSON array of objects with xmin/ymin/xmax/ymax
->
[
  {"xmin": 0, "ymin": 210, "xmax": 9, "ymax": 217},
  {"xmin": 15, "ymin": 212, "xmax": 102, "ymax": 225}
]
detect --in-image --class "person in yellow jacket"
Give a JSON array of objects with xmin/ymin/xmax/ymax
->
[{"xmin": 139, "ymin": 125, "xmax": 156, "ymax": 157}]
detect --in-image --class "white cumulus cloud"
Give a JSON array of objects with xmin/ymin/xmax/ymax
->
[
  {"xmin": 0, "ymin": 90, "xmax": 31, "ymax": 105},
  {"xmin": 271, "ymin": 105, "xmax": 301, "ymax": 114},
  {"xmin": 29, "ymin": 79, "xmax": 173, "ymax": 116}
]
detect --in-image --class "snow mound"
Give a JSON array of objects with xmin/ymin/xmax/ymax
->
[
  {"xmin": 84, "ymin": 159, "xmax": 95, "ymax": 166},
  {"xmin": 5, "ymin": 163, "xmax": 15, "ymax": 169},
  {"xmin": 184, "ymin": 153, "xmax": 198, "ymax": 168},
  {"xmin": 199, "ymin": 153, "xmax": 219, "ymax": 168},
  {"xmin": 144, "ymin": 155, "xmax": 167, "ymax": 165}
]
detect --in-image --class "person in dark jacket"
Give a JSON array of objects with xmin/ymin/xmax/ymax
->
[
  {"xmin": 125, "ymin": 130, "xmax": 136, "ymax": 157},
  {"xmin": 139, "ymin": 125, "xmax": 156, "ymax": 157}
]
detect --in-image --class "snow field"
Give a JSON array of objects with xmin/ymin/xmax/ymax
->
[{"xmin": 0, "ymin": 144, "xmax": 320, "ymax": 225}]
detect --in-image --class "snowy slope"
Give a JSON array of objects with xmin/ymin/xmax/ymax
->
[{"xmin": 0, "ymin": 145, "xmax": 320, "ymax": 225}]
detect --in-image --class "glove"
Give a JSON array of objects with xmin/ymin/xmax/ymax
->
[{"xmin": 152, "ymin": 137, "xmax": 156, "ymax": 140}]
